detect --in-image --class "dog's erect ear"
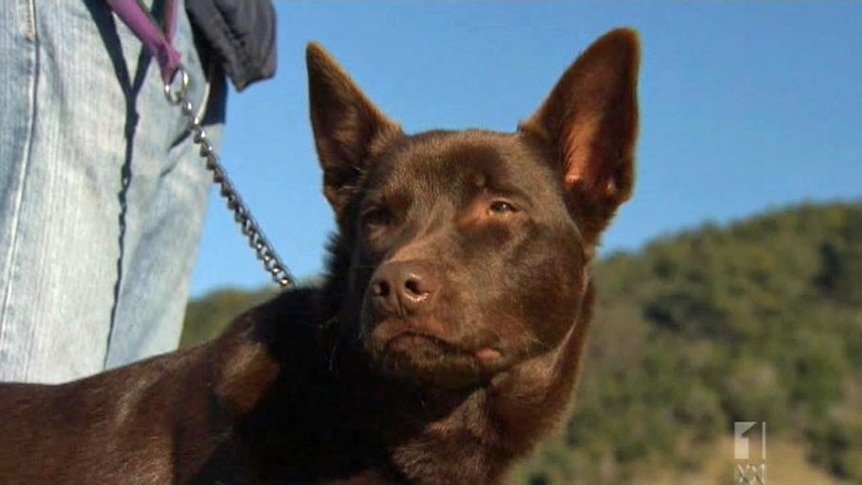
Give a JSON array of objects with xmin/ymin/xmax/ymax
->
[
  {"xmin": 519, "ymin": 29, "xmax": 640, "ymax": 253},
  {"xmin": 306, "ymin": 43, "xmax": 402, "ymax": 216}
]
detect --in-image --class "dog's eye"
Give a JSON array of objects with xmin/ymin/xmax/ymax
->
[
  {"xmin": 362, "ymin": 206, "xmax": 392, "ymax": 228},
  {"xmin": 488, "ymin": 200, "xmax": 518, "ymax": 216}
]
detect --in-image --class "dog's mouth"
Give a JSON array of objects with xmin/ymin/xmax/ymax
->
[{"xmin": 369, "ymin": 327, "xmax": 509, "ymax": 390}]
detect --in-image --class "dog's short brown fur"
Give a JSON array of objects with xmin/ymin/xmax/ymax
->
[{"xmin": 0, "ymin": 29, "xmax": 639, "ymax": 484}]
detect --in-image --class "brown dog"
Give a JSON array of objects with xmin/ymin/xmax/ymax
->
[{"xmin": 0, "ymin": 28, "xmax": 639, "ymax": 484}]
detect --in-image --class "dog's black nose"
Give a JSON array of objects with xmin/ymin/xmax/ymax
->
[{"xmin": 370, "ymin": 261, "xmax": 439, "ymax": 317}]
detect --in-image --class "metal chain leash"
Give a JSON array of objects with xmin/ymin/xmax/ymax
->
[{"xmin": 164, "ymin": 67, "xmax": 294, "ymax": 289}]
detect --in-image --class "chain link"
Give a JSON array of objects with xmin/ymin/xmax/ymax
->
[{"xmin": 165, "ymin": 66, "xmax": 294, "ymax": 289}]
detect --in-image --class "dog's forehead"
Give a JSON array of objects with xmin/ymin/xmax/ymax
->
[{"xmin": 372, "ymin": 130, "xmax": 554, "ymax": 195}]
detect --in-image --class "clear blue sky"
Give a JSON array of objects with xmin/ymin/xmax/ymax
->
[{"xmin": 189, "ymin": 2, "xmax": 861, "ymax": 298}]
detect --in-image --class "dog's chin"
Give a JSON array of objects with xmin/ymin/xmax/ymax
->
[{"xmin": 366, "ymin": 325, "xmax": 508, "ymax": 391}]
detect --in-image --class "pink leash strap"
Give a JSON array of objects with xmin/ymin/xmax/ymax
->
[{"xmin": 106, "ymin": 0, "xmax": 183, "ymax": 85}]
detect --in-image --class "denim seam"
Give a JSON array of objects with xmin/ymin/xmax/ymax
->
[{"xmin": 23, "ymin": 0, "xmax": 36, "ymax": 42}]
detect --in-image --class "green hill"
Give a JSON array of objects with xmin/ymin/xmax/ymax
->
[
  {"xmin": 181, "ymin": 288, "xmax": 276, "ymax": 347},
  {"xmin": 182, "ymin": 201, "xmax": 862, "ymax": 484}
]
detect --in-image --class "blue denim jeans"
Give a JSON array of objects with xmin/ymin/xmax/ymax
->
[{"xmin": 0, "ymin": 0, "xmax": 223, "ymax": 383}]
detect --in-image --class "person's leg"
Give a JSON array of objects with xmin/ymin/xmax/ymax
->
[
  {"xmin": 0, "ymin": 0, "xmax": 220, "ymax": 382},
  {"xmin": 104, "ymin": 4, "xmax": 224, "ymax": 368},
  {"xmin": 0, "ymin": 0, "xmax": 128, "ymax": 382}
]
